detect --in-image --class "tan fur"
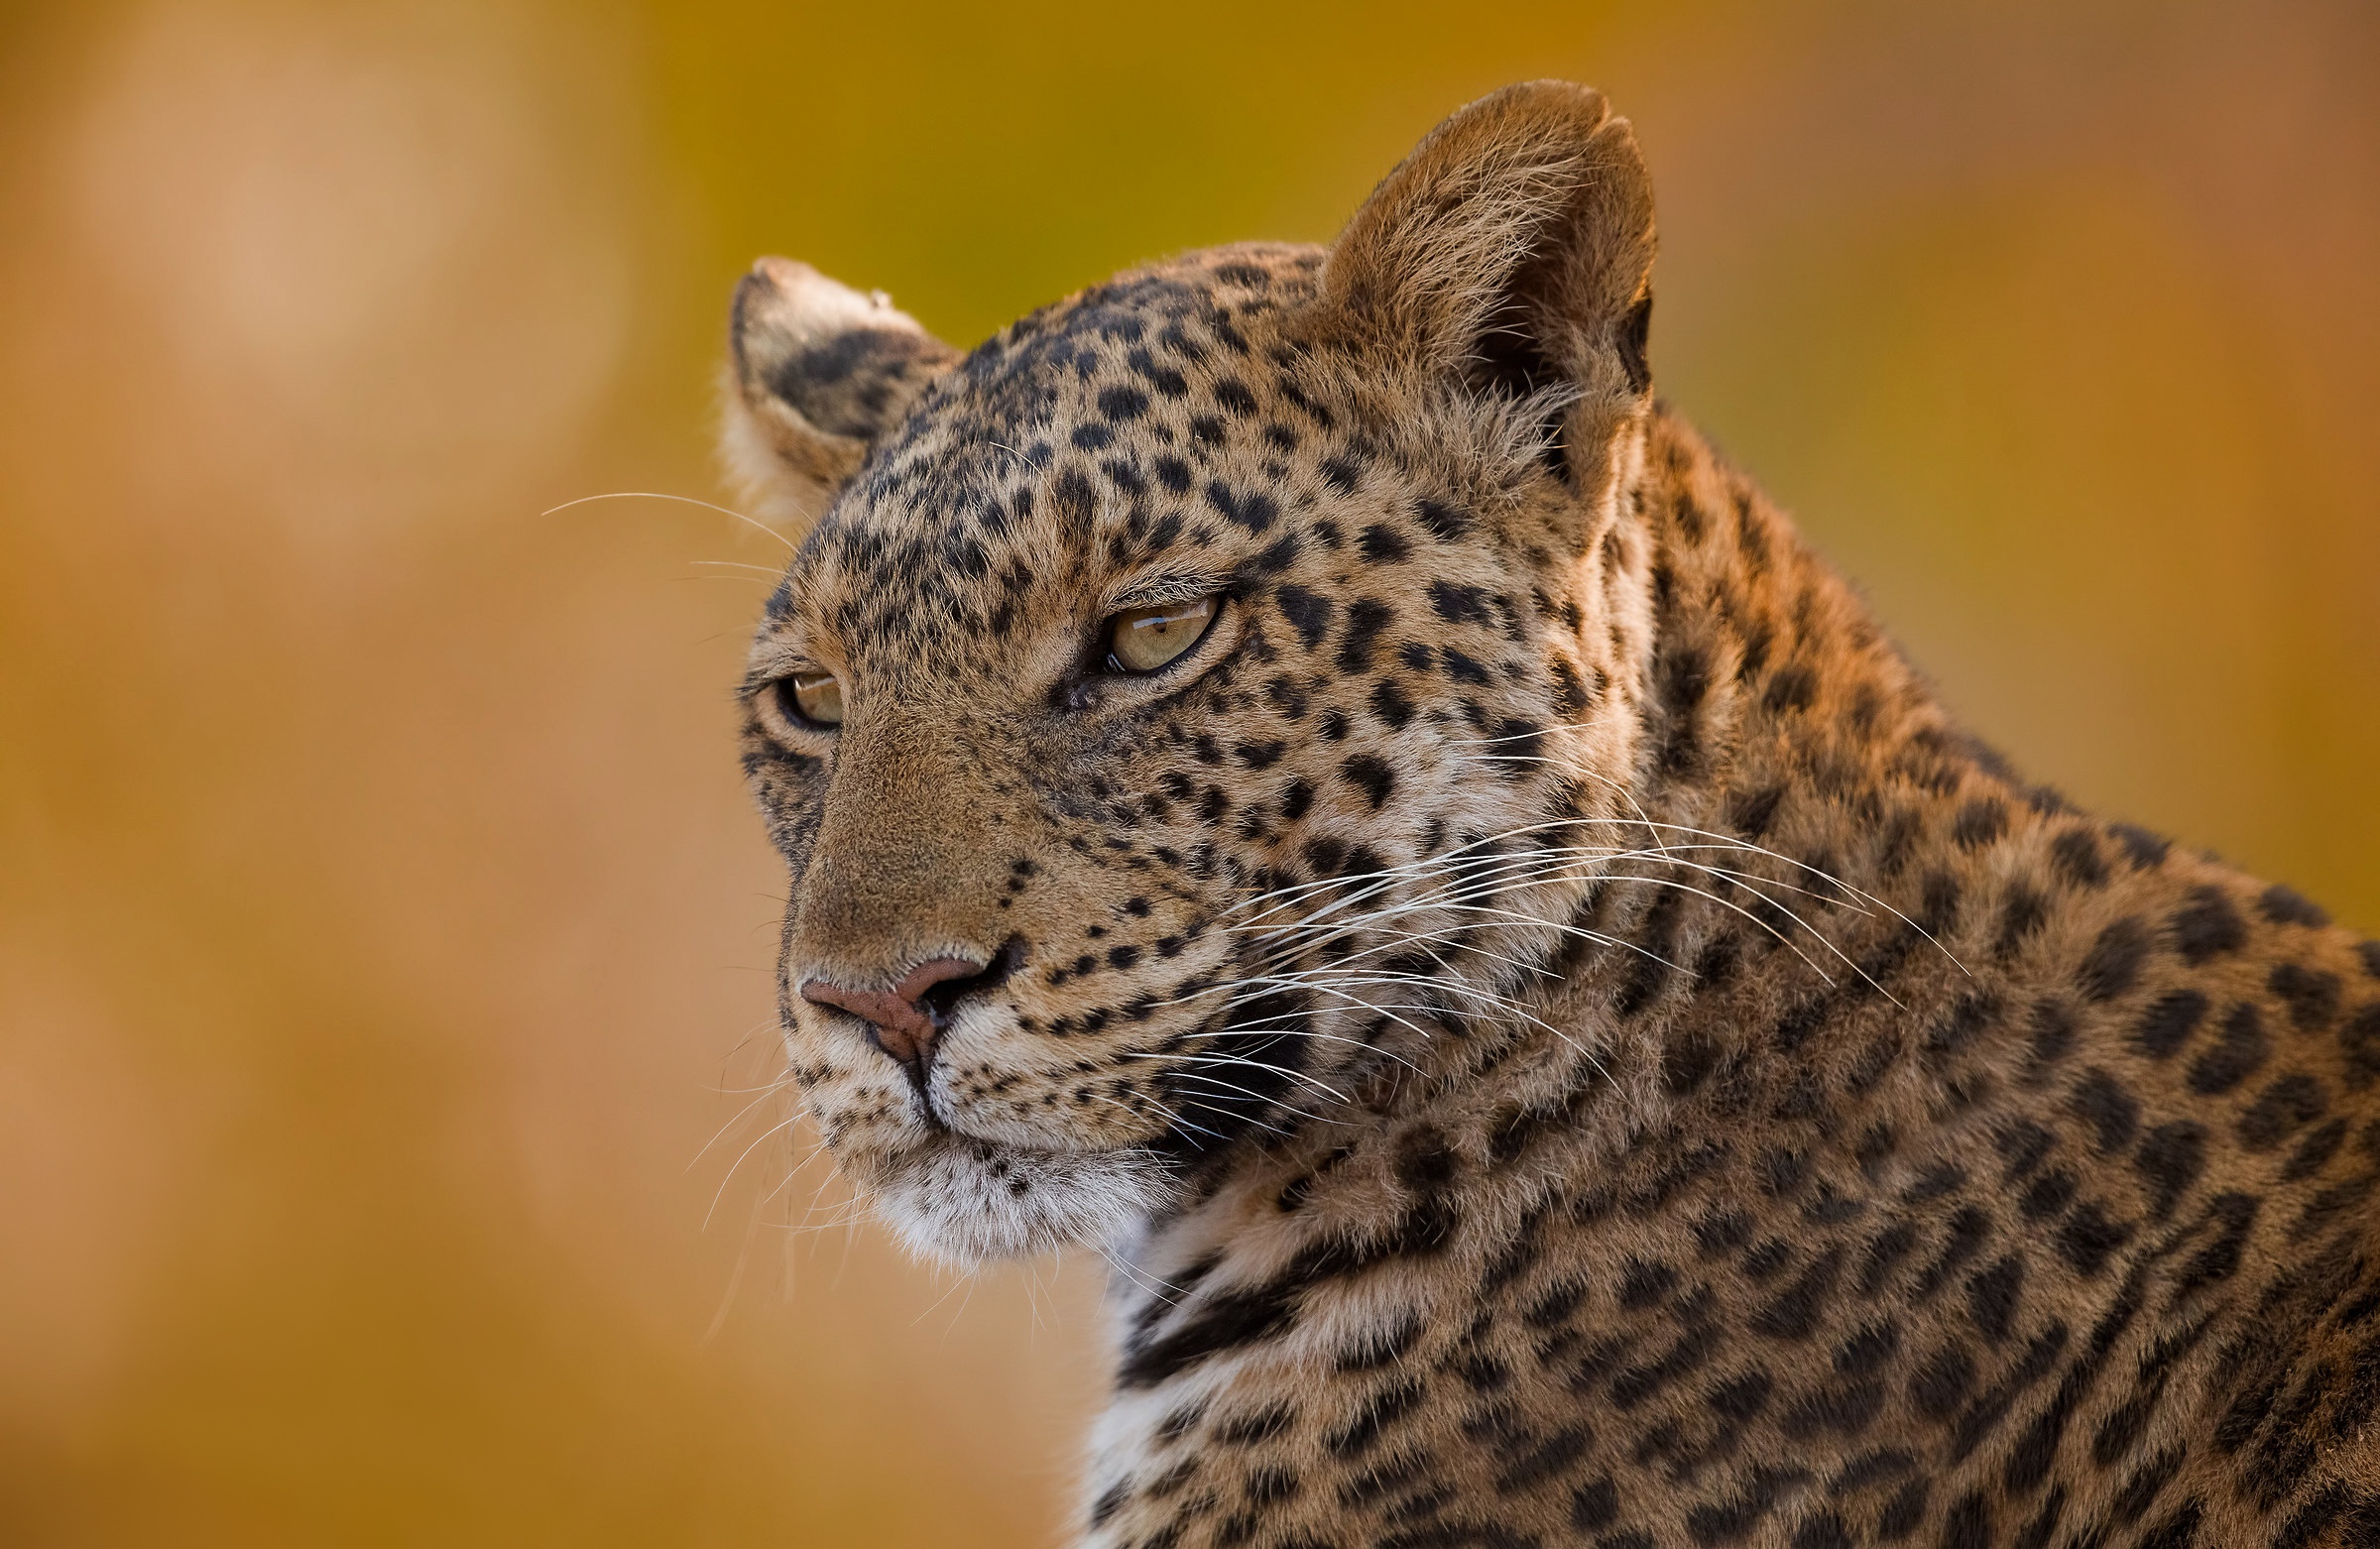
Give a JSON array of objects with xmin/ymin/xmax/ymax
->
[{"xmin": 722, "ymin": 82, "xmax": 2380, "ymax": 1548}]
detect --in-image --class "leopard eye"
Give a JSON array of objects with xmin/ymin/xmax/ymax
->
[
  {"xmin": 1105, "ymin": 594, "xmax": 1221, "ymax": 674},
  {"xmin": 775, "ymin": 669, "xmax": 844, "ymax": 728}
]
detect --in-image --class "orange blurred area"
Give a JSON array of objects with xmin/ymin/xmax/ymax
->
[{"xmin": 1, "ymin": 1, "xmax": 2373, "ymax": 1543}]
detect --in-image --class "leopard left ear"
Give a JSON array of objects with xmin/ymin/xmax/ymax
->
[
  {"xmin": 1322, "ymin": 80, "xmax": 1656, "ymax": 486},
  {"xmin": 720, "ymin": 257, "xmax": 960, "ymax": 530}
]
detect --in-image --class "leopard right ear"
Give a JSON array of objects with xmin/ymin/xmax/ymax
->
[
  {"xmin": 720, "ymin": 257, "xmax": 960, "ymax": 530},
  {"xmin": 1321, "ymin": 82, "xmax": 1655, "ymax": 496}
]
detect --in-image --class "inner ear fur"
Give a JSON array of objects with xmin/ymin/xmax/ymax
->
[
  {"xmin": 1321, "ymin": 80, "xmax": 1657, "ymax": 483},
  {"xmin": 720, "ymin": 257, "xmax": 959, "ymax": 529}
]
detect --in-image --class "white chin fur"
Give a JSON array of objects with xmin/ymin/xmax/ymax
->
[{"xmin": 869, "ymin": 1136, "xmax": 1179, "ymax": 1266}]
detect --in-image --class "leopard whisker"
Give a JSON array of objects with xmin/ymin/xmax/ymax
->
[
  {"xmin": 687, "ymin": 1068, "xmax": 802, "ymax": 1174},
  {"xmin": 1186, "ymin": 1017, "xmax": 1433, "ymax": 1079},
  {"xmin": 703, "ymin": 1108, "xmax": 809, "ymax": 1231},
  {"xmin": 1155, "ymin": 1073, "xmax": 1311, "ymax": 1136},
  {"xmin": 1119, "ymin": 1049, "xmax": 1352, "ymax": 1105},
  {"xmin": 1082, "ymin": 1088, "xmax": 1233, "ymax": 1148},
  {"xmin": 542, "ymin": 490, "xmax": 794, "ymax": 553}
]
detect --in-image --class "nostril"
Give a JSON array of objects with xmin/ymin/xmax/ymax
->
[
  {"xmin": 799, "ymin": 939, "xmax": 1028, "ymax": 1074},
  {"xmin": 916, "ymin": 935, "xmax": 1026, "ymax": 1024}
]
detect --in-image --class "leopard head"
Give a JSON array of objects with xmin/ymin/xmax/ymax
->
[{"xmin": 727, "ymin": 81, "xmax": 1660, "ymax": 1263}]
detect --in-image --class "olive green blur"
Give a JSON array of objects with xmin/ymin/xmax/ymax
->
[{"xmin": 1, "ymin": 1, "xmax": 2373, "ymax": 1543}]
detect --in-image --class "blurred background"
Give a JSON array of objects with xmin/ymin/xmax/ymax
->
[{"xmin": 1, "ymin": 0, "xmax": 2373, "ymax": 1542}]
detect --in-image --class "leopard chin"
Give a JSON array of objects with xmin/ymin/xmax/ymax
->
[{"xmin": 866, "ymin": 1132, "xmax": 1183, "ymax": 1266}]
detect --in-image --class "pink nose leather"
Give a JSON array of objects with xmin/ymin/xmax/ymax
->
[{"xmin": 798, "ymin": 957, "xmax": 985, "ymax": 1067}]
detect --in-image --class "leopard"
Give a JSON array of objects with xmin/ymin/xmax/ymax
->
[{"xmin": 717, "ymin": 81, "xmax": 2380, "ymax": 1548}]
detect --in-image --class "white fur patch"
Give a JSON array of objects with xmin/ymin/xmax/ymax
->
[{"xmin": 869, "ymin": 1134, "xmax": 1183, "ymax": 1266}]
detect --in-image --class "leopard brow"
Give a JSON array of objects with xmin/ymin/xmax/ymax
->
[
  {"xmin": 1102, "ymin": 568, "xmax": 1232, "ymax": 613},
  {"xmin": 740, "ymin": 636, "xmax": 831, "ymax": 696}
]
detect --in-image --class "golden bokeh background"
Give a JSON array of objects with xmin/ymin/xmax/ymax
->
[{"xmin": 2, "ymin": 1, "xmax": 2374, "ymax": 1542}]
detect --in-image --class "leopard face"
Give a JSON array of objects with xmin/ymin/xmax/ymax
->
[{"xmin": 727, "ymin": 89, "xmax": 1660, "ymax": 1263}]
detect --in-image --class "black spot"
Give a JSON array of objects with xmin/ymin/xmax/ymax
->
[
  {"xmin": 1359, "ymin": 524, "xmax": 1410, "ymax": 563},
  {"xmin": 1790, "ymin": 1512, "xmax": 1852, "ymax": 1549},
  {"xmin": 2345, "ymin": 1003, "xmax": 2380, "ymax": 1088},
  {"xmin": 1337, "ymin": 599, "xmax": 1393, "ymax": 673},
  {"xmin": 1414, "ymin": 499, "xmax": 1469, "ymax": 542},
  {"xmin": 1726, "ymin": 784, "xmax": 1786, "ymax": 843},
  {"xmin": 1341, "ymin": 755, "xmax": 1395, "ymax": 810},
  {"xmin": 2132, "ymin": 1123, "xmax": 2206, "ymax": 1220},
  {"xmin": 2055, "ymin": 1201, "xmax": 2133, "ymax": 1277},
  {"xmin": 2132, "ymin": 990, "xmax": 2209, "ymax": 1061},
  {"xmin": 1965, "ymin": 1256, "xmax": 2025, "ymax": 1343},
  {"xmin": 1493, "ymin": 1425, "xmax": 1592, "ymax": 1493},
  {"xmin": 1663, "ymin": 1032, "xmax": 1722, "ymax": 1096},
  {"xmin": 2172, "ymin": 886, "xmax": 2247, "ymax": 964},
  {"xmin": 1878, "ymin": 1479, "xmax": 1930, "ymax": 1538},
  {"xmin": 1097, "ymin": 384, "xmax": 1148, "ymax": 421},
  {"xmin": 1251, "ymin": 533, "xmax": 1299, "ymax": 574},
  {"xmin": 1762, "ymin": 663, "xmax": 1818, "ymax": 714},
  {"xmin": 1658, "ymin": 645, "xmax": 1712, "ymax": 714},
  {"xmin": 1369, "ymin": 679, "xmax": 1415, "ymax": 730},
  {"xmin": 2078, "ymin": 917, "xmax": 2152, "ymax": 1002},
  {"xmin": 1204, "ymin": 480, "xmax": 1277, "ymax": 534},
  {"xmin": 2068, "ymin": 1068, "xmax": 2139, "ymax": 1155},
  {"xmin": 1571, "ymin": 1476, "xmax": 1618, "ymax": 1532},
  {"xmin": 2050, "ymin": 828, "xmax": 2109, "ymax": 889},
  {"xmin": 1994, "ymin": 886, "xmax": 2050, "ymax": 958},
  {"xmin": 1440, "ymin": 647, "xmax": 1490, "ymax": 685},
  {"xmin": 2185, "ymin": 1003, "xmax": 2269, "ymax": 1095},
  {"xmin": 1275, "ymin": 585, "xmax": 1334, "ymax": 649},
  {"xmin": 1212, "ymin": 1402, "xmax": 1295, "ymax": 1445},
  {"xmin": 1953, "ymin": 797, "xmax": 2008, "ymax": 850},
  {"xmin": 1426, "ymin": 580, "xmax": 1490, "ymax": 626},
  {"xmin": 2280, "ymin": 1118, "xmax": 2347, "ymax": 1182},
  {"xmin": 2110, "ymin": 824, "xmax": 2171, "ymax": 869},
  {"xmin": 1912, "ymin": 1343, "xmax": 1975, "ymax": 1418},
  {"xmin": 2027, "ymin": 1000, "xmax": 2077, "ymax": 1071},
  {"xmin": 2270, "ymin": 963, "xmax": 2342, "ymax": 1031},
  {"xmin": 1118, "ymin": 1280, "xmax": 1299, "ymax": 1389},
  {"xmin": 1326, "ymin": 1375, "xmax": 1426, "ymax": 1458},
  {"xmin": 2236, "ymin": 1073, "xmax": 2327, "ymax": 1151},
  {"xmin": 1750, "ymin": 1249, "xmax": 1843, "ymax": 1341},
  {"xmin": 1942, "ymin": 1492, "xmax": 1994, "ymax": 1549},
  {"xmin": 1333, "ymin": 1314, "xmax": 1422, "ymax": 1372},
  {"xmin": 2259, "ymin": 885, "xmax": 2329, "ymax": 928}
]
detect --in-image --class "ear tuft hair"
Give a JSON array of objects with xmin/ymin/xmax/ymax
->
[{"xmin": 720, "ymin": 257, "xmax": 958, "ymax": 530}]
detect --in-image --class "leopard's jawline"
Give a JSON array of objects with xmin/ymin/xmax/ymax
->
[{"xmin": 866, "ymin": 1127, "xmax": 1184, "ymax": 1266}]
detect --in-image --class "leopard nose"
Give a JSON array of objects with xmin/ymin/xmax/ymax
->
[{"xmin": 797, "ymin": 953, "xmax": 1005, "ymax": 1070}]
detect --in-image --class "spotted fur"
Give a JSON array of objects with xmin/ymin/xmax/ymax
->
[{"xmin": 723, "ymin": 82, "xmax": 2380, "ymax": 1548}]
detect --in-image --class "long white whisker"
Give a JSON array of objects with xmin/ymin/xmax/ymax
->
[
  {"xmin": 686, "ymin": 1072, "xmax": 799, "ymax": 1173},
  {"xmin": 704, "ymin": 1110, "xmax": 805, "ymax": 1231},
  {"xmin": 542, "ymin": 490, "xmax": 795, "ymax": 554},
  {"xmin": 1119, "ymin": 1049, "xmax": 1350, "ymax": 1105}
]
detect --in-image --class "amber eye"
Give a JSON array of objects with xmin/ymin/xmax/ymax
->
[
  {"xmin": 1105, "ymin": 594, "xmax": 1221, "ymax": 674},
  {"xmin": 774, "ymin": 669, "xmax": 844, "ymax": 728}
]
